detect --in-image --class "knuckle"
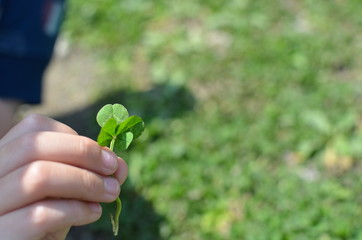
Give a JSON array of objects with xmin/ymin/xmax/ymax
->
[
  {"xmin": 24, "ymin": 161, "xmax": 49, "ymax": 194},
  {"xmin": 78, "ymin": 136, "xmax": 100, "ymax": 159},
  {"xmin": 28, "ymin": 201, "xmax": 67, "ymax": 232},
  {"xmin": 15, "ymin": 132, "xmax": 42, "ymax": 158},
  {"xmin": 81, "ymin": 172, "xmax": 100, "ymax": 197},
  {"xmin": 17, "ymin": 132, "xmax": 38, "ymax": 149},
  {"xmin": 28, "ymin": 200, "xmax": 101, "ymax": 232},
  {"xmin": 20, "ymin": 114, "xmax": 49, "ymax": 129},
  {"xmin": 29, "ymin": 203, "xmax": 52, "ymax": 229}
]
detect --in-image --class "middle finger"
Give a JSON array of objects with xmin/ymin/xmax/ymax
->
[{"xmin": 0, "ymin": 161, "xmax": 120, "ymax": 215}]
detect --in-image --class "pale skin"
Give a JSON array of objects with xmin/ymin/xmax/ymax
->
[{"xmin": 0, "ymin": 114, "xmax": 128, "ymax": 240}]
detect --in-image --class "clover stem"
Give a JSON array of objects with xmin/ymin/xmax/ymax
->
[
  {"xmin": 110, "ymin": 137, "xmax": 116, "ymax": 151},
  {"xmin": 111, "ymin": 197, "xmax": 122, "ymax": 236},
  {"xmin": 108, "ymin": 136, "xmax": 121, "ymax": 236}
]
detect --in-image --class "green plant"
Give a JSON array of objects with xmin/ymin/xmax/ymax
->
[
  {"xmin": 96, "ymin": 104, "xmax": 145, "ymax": 236},
  {"xmin": 64, "ymin": 1, "xmax": 362, "ymax": 239}
]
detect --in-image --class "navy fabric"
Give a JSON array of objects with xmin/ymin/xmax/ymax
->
[{"xmin": 0, "ymin": 0, "xmax": 65, "ymax": 103}]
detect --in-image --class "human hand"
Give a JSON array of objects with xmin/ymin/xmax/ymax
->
[{"xmin": 0, "ymin": 114, "xmax": 128, "ymax": 240}]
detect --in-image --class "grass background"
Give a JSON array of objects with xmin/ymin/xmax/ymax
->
[{"xmin": 57, "ymin": 0, "xmax": 362, "ymax": 239}]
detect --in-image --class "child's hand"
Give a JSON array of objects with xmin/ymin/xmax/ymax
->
[{"xmin": 0, "ymin": 114, "xmax": 128, "ymax": 240}]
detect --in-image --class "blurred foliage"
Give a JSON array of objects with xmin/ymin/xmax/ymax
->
[{"xmin": 64, "ymin": 0, "xmax": 362, "ymax": 239}]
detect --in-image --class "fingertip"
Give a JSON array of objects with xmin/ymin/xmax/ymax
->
[
  {"xmin": 72, "ymin": 201, "xmax": 102, "ymax": 226},
  {"xmin": 115, "ymin": 157, "xmax": 128, "ymax": 185},
  {"xmin": 101, "ymin": 147, "xmax": 119, "ymax": 173},
  {"xmin": 87, "ymin": 202, "xmax": 102, "ymax": 214}
]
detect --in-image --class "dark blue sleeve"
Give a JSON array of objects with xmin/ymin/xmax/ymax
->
[{"xmin": 0, "ymin": 0, "xmax": 66, "ymax": 104}]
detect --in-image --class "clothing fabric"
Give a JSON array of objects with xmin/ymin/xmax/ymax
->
[{"xmin": 0, "ymin": 0, "xmax": 66, "ymax": 103}]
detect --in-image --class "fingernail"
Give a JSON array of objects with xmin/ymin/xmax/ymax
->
[
  {"xmin": 102, "ymin": 149, "xmax": 118, "ymax": 171},
  {"xmin": 104, "ymin": 177, "xmax": 120, "ymax": 196},
  {"xmin": 88, "ymin": 202, "xmax": 101, "ymax": 213},
  {"xmin": 116, "ymin": 157, "xmax": 128, "ymax": 185}
]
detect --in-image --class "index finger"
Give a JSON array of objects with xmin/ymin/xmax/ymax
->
[
  {"xmin": 0, "ymin": 132, "xmax": 119, "ymax": 179},
  {"xmin": 0, "ymin": 114, "xmax": 78, "ymax": 147}
]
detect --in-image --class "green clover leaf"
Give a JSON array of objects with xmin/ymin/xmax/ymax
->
[
  {"xmin": 95, "ymin": 103, "xmax": 144, "ymax": 236},
  {"xmin": 96, "ymin": 103, "xmax": 129, "ymax": 127}
]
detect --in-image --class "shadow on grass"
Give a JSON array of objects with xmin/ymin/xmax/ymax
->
[
  {"xmin": 56, "ymin": 83, "xmax": 196, "ymax": 240},
  {"xmin": 67, "ymin": 182, "xmax": 165, "ymax": 240},
  {"xmin": 56, "ymin": 83, "xmax": 196, "ymax": 139}
]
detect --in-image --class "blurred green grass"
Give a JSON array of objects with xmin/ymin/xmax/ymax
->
[{"xmin": 64, "ymin": 0, "xmax": 362, "ymax": 239}]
